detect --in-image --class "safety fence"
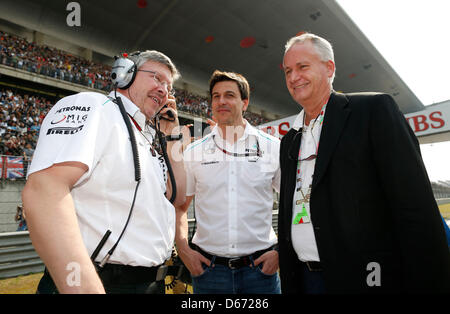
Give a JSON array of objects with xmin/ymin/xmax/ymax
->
[
  {"xmin": 0, "ymin": 213, "xmax": 279, "ymax": 280},
  {"xmin": 0, "ymin": 231, "xmax": 43, "ymax": 279}
]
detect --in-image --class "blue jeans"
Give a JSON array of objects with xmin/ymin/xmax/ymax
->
[{"xmin": 192, "ymin": 256, "xmax": 281, "ymax": 294}]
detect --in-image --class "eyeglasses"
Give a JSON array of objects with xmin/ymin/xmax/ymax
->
[
  {"xmin": 137, "ymin": 70, "xmax": 175, "ymax": 96},
  {"xmin": 299, "ymin": 127, "xmax": 318, "ymax": 161},
  {"xmin": 288, "ymin": 122, "xmax": 319, "ymax": 162}
]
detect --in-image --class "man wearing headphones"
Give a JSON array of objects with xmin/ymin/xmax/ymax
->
[
  {"xmin": 22, "ymin": 50, "xmax": 186, "ymax": 293},
  {"xmin": 175, "ymin": 70, "xmax": 281, "ymax": 294}
]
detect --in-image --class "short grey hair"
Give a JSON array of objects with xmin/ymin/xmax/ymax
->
[
  {"xmin": 284, "ymin": 33, "xmax": 335, "ymax": 84},
  {"xmin": 128, "ymin": 50, "xmax": 181, "ymax": 81}
]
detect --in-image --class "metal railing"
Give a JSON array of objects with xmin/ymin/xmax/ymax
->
[{"xmin": 0, "ymin": 231, "xmax": 44, "ymax": 279}]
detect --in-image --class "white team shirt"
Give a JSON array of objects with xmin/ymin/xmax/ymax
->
[
  {"xmin": 290, "ymin": 105, "xmax": 327, "ymax": 262},
  {"xmin": 183, "ymin": 121, "xmax": 280, "ymax": 257},
  {"xmin": 28, "ymin": 91, "xmax": 175, "ymax": 267}
]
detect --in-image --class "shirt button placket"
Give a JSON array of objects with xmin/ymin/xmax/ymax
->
[{"xmin": 229, "ymin": 160, "xmax": 238, "ymax": 256}]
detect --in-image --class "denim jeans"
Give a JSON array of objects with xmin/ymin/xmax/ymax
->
[{"xmin": 192, "ymin": 256, "xmax": 281, "ymax": 294}]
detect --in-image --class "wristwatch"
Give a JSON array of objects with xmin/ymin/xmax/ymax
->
[{"xmin": 165, "ymin": 134, "xmax": 183, "ymax": 141}]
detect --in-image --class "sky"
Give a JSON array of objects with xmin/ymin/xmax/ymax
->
[{"xmin": 336, "ymin": 0, "xmax": 450, "ymax": 182}]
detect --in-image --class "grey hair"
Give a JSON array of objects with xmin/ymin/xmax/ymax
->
[
  {"xmin": 284, "ymin": 33, "xmax": 335, "ymax": 84},
  {"xmin": 128, "ymin": 50, "xmax": 181, "ymax": 81}
]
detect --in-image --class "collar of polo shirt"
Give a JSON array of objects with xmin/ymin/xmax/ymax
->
[
  {"xmin": 108, "ymin": 91, "xmax": 146, "ymax": 130},
  {"xmin": 211, "ymin": 119, "xmax": 258, "ymax": 142}
]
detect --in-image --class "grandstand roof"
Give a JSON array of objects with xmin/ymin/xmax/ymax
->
[{"xmin": 0, "ymin": 0, "xmax": 424, "ymax": 117}]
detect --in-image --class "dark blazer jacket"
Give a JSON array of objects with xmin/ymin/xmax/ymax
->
[{"xmin": 279, "ymin": 91, "xmax": 450, "ymax": 293}]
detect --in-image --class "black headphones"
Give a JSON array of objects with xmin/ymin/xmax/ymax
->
[{"xmin": 111, "ymin": 51, "xmax": 141, "ymax": 89}]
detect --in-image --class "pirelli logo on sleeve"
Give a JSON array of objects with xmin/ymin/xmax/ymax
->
[{"xmin": 47, "ymin": 125, "xmax": 84, "ymax": 135}]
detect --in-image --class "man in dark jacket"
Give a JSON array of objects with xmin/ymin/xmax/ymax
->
[{"xmin": 278, "ymin": 32, "xmax": 450, "ymax": 294}]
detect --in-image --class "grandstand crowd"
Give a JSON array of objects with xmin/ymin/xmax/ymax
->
[
  {"xmin": 0, "ymin": 29, "xmax": 270, "ymax": 176},
  {"xmin": 0, "ymin": 30, "xmax": 112, "ymax": 91},
  {"xmin": 0, "ymin": 88, "xmax": 44, "ymax": 159}
]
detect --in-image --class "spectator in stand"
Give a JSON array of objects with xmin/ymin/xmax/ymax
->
[
  {"xmin": 15, "ymin": 204, "xmax": 28, "ymax": 231},
  {"xmin": 23, "ymin": 142, "xmax": 34, "ymax": 159},
  {"xmin": 4, "ymin": 136, "xmax": 22, "ymax": 156},
  {"xmin": 17, "ymin": 122, "xmax": 27, "ymax": 135}
]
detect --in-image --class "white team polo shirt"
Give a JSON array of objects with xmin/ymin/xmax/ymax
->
[
  {"xmin": 290, "ymin": 104, "xmax": 327, "ymax": 262},
  {"xmin": 28, "ymin": 91, "xmax": 175, "ymax": 267},
  {"xmin": 183, "ymin": 121, "xmax": 280, "ymax": 257}
]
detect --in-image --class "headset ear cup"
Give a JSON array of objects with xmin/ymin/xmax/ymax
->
[
  {"xmin": 121, "ymin": 63, "xmax": 137, "ymax": 90},
  {"xmin": 111, "ymin": 58, "xmax": 137, "ymax": 89}
]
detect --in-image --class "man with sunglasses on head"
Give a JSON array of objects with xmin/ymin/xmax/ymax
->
[
  {"xmin": 278, "ymin": 33, "xmax": 450, "ymax": 294},
  {"xmin": 22, "ymin": 50, "xmax": 186, "ymax": 294},
  {"xmin": 175, "ymin": 70, "xmax": 281, "ymax": 294}
]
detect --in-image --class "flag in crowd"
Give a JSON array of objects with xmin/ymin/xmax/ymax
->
[{"xmin": 0, "ymin": 156, "xmax": 25, "ymax": 179}]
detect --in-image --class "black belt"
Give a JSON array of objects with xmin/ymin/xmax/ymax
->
[
  {"xmin": 95, "ymin": 263, "xmax": 167, "ymax": 285},
  {"xmin": 194, "ymin": 245, "xmax": 275, "ymax": 270},
  {"xmin": 302, "ymin": 261, "xmax": 323, "ymax": 272}
]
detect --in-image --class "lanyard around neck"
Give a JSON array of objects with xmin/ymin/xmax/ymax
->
[
  {"xmin": 127, "ymin": 113, "xmax": 157, "ymax": 157},
  {"xmin": 212, "ymin": 134, "xmax": 261, "ymax": 158},
  {"xmin": 298, "ymin": 103, "xmax": 327, "ymax": 160},
  {"xmin": 127, "ymin": 113, "xmax": 142, "ymax": 131}
]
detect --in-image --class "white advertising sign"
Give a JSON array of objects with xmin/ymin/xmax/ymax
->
[{"xmin": 258, "ymin": 100, "xmax": 450, "ymax": 139}]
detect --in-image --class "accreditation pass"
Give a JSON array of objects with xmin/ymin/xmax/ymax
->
[{"xmin": 292, "ymin": 186, "xmax": 311, "ymax": 224}]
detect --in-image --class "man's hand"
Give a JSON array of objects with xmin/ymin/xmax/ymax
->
[
  {"xmin": 206, "ymin": 115, "xmax": 217, "ymax": 129},
  {"xmin": 178, "ymin": 246, "xmax": 211, "ymax": 277},
  {"xmin": 253, "ymin": 250, "xmax": 279, "ymax": 275},
  {"xmin": 158, "ymin": 95, "xmax": 179, "ymax": 135},
  {"xmin": 175, "ymin": 197, "xmax": 210, "ymax": 276},
  {"xmin": 157, "ymin": 95, "xmax": 186, "ymax": 206}
]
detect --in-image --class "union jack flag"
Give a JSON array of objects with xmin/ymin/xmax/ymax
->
[
  {"xmin": 4, "ymin": 156, "xmax": 24, "ymax": 179},
  {"xmin": 0, "ymin": 156, "xmax": 4, "ymax": 179}
]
